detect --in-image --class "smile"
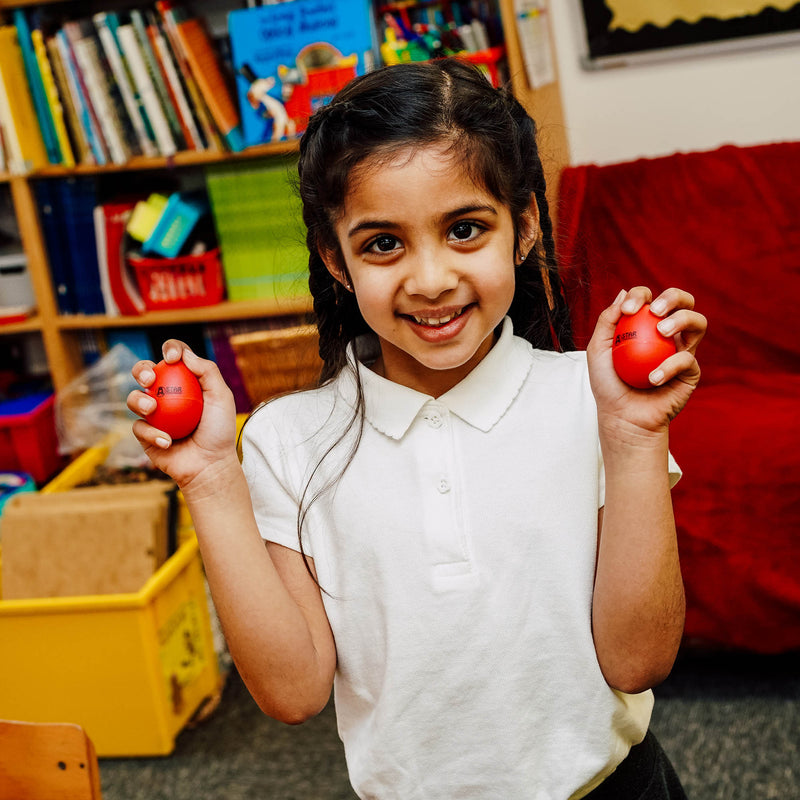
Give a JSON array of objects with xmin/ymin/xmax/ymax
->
[{"xmin": 410, "ymin": 308, "xmax": 465, "ymax": 328}]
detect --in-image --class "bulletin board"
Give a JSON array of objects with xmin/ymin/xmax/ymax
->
[{"xmin": 579, "ymin": 0, "xmax": 800, "ymax": 67}]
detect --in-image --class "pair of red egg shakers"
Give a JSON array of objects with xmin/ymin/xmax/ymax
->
[{"xmin": 143, "ymin": 304, "xmax": 674, "ymax": 441}]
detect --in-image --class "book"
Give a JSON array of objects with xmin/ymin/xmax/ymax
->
[
  {"xmin": 13, "ymin": 10, "xmax": 61, "ymax": 165},
  {"xmin": 57, "ymin": 177, "xmax": 107, "ymax": 315},
  {"xmin": 144, "ymin": 11, "xmax": 203, "ymax": 151},
  {"xmin": 228, "ymin": 0, "xmax": 375, "ymax": 146},
  {"xmin": 63, "ymin": 20, "xmax": 132, "ymax": 165},
  {"xmin": 55, "ymin": 28, "xmax": 108, "ymax": 165},
  {"xmin": 154, "ymin": 1, "xmax": 221, "ymax": 152},
  {"xmin": 34, "ymin": 179, "xmax": 76, "ymax": 313},
  {"xmin": 93, "ymin": 12, "xmax": 158, "ymax": 158},
  {"xmin": 0, "ymin": 26, "xmax": 48, "ymax": 174},
  {"xmin": 157, "ymin": 2, "xmax": 244, "ymax": 151},
  {"xmin": 94, "ymin": 199, "xmax": 147, "ymax": 317},
  {"xmin": 116, "ymin": 23, "xmax": 177, "ymax": 156},
  {"xmin": 31, "ymin": 26, "xmax": 76, "ymax": 168},
  {"xmin": 46, "ymin": 35, "xmax": 94, "ymax": 166},
  {"xmin": 129, "ymin": 9, "xmax": 185, "ymax": 149}
]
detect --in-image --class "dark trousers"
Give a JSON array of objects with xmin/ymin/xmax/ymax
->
[{"xmin": 584, "ymin": 731, "xmax": 688, "ymax": 799}]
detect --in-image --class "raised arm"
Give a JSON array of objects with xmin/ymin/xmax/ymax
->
[
  {"xmin": 128, "ymin": 342, "xmax": 336, "ymax": 723},
  {"xmin": 587, "ymin": 288, "xmax": 706, "ymax": 694}
]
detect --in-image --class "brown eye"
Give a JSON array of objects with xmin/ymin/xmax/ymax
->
[
  {"xmin": 449, "ymin": 221, "xmax": 483, "ymax": 242},
  {"xmin": 366, "ymin": 235, "xmax": 401, "ymax": 254}
]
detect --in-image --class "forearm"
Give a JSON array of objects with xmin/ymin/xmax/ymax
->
[
  {"xmin": 592, "ymin": 423, "xmax": 685, "ymax": 694},
  {"xmin": 180, "ymin": 454, "xmax": 334, "ymax": 722}
]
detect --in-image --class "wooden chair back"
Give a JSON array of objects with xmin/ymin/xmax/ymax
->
[{"xmin": 0, "ymin": 720, "xmax": 102, "ymax": 799}]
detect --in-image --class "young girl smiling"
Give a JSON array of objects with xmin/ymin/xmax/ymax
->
[{"xmin": 129, "ymin": 59, "xmax": 706, "ymax": 799}]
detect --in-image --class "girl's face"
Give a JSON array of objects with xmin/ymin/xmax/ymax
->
[{"xmin": 323, "ymin": 144, "xmax": 538, "ymax": 397}]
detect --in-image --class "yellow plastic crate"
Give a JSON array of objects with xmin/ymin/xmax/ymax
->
[{"xmin": 0, "ymin": 440, "xmax": 222, "ymax": 757}]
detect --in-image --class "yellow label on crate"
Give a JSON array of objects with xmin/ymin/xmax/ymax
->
[{"xmin": 158, "ymin": 599, "xmax": 207, "ymax": 715}]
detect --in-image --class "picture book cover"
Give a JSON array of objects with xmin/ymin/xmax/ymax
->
[{"xmin": 228, "ymin": 0, "xmax": 376, "ymax": 146}]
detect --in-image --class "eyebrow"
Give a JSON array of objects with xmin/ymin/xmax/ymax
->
[{"xmin": 346, "ymin": 204, "xmax": 498, "ymax": 239}]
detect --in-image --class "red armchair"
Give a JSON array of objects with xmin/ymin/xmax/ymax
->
[{"xmin": 558, "ymin": 142, "xmax": 800, "ymax": 653}]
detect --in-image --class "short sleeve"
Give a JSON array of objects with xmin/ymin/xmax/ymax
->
[{"xmin": 240, "ymin": 411, "xmax": 307, "ymax": 555}]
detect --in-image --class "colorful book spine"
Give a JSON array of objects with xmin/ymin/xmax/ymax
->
[
  {"xmin": 0, "ymin": 26, "xmax": 48, "ymax": 174},
  {"xmin": 12, "ymin": 10, "xmax": 61, "ymax": 165},
  {"xmin": 93, "ymin": 12, "xmax": 158, "ymax": 158},
  {"xmin": 155, "ymin": 1, "xmax": 221, "ymax": 152},
  {"xmin": 31, "ymin": 28, "xmax": 75, "ymax": 168},
  {"xmin": 129, "ymin": 9, "xmax": 185, "ymax": 149},
  {"xmin": 145, "ymin": 11, "xmax": 203, "ymax": 151},
  {"xmin": 56, "ymin": 29, "xmax": 108, "ymax": 165},
  {"xmin": 159, "ymin": 3, "xmax": 243, "ymax": 151},
  {"xmin": 64, "ymin": 21, "xmax": 131, "ymax": 165},
  {"xmin": 116, "ymin": 23, "xmax": 177, "ymax": 156}
]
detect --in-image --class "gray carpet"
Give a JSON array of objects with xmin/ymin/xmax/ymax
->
[{"xmin": 99, "ymin": 651, "xmax": 799, "ymax": 799}]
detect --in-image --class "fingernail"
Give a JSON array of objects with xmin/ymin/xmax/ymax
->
[
  {"xmin": 650, "ymin": 299, "xmax": 667, "ymax": 315},
  {"xmin": 657, "ymin": 319, "xmax": 675, "ymax": 335},
  {"xmin": 614, "ymin": 289, "xmax": 626, "ymax": 305},
  {"xmin": 164, "ymin": 349, "xmax": 180, "ymax": 362},
  {"xmin": 622, "ymin": 299, "xmax": 637, "ymax": 313},
  {"xmin": 156, "ymin": 437, "xmax": 171, "ymax": 449},
  {"xmin": 143, "ymin": 397, "xmax": 157, "ymax": 413},
  {"xmin": 140, "ymin": 369, "xmax": 155, "ymax": 384},
  {"xmin": 650, "ymin": 369, "xmax": 665, "ymax": 385}
]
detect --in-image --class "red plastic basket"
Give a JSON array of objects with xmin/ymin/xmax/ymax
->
[{"xmin": 128, "ymin": 247, "xmax": 225, "ymax": 311}]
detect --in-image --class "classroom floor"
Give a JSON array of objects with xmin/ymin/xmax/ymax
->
[{"xmin": 98, "ymin": 649, "xmax": 799, "ymax": 800}]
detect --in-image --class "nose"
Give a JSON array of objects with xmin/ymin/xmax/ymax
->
[{"xmin": 403, "ymin": 249, "xmax": 459, "ymax": 299}]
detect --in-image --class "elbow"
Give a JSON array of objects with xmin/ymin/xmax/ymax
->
[
  {"xmin": 602, "ymin": 659, "xmax": 676, "ymax": 695},
  {"xmin": 251, "ymin": 687, "xmax": 331, "ymax": 726},
  {"xmin": 598, "ymin": 632, "xmax": 683, "ymax": 695}
]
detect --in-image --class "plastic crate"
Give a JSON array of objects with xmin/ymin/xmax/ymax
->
[
  {"xmin": 0, "ymin": 393, "xmax": 63, "ymax": 485},
  {"xmin": 128, "ymin": 247, "xmax": 225, "ymax": 310},
  {"xmin": 0, "ymin": 440, "xmax": 222, "ymax": 757}
]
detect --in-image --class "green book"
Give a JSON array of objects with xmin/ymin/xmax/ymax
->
[{"xmin": 205, "ymin": 158, "xmax": 309, "ymax": 302}]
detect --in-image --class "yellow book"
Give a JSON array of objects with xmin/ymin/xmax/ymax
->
[
  {"xmin": 0, "ymin": 26, "xmax": 47, "ymax": 174},
  {"xmin": 31, "ymin": 28, "xmax": 75, "ymax": 168}
]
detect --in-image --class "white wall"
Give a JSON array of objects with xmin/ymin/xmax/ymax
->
[{"xmin": 549, "ymin": 1, "xmax": 800, "ymax": 166}]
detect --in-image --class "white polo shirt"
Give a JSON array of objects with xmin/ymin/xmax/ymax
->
[{"xmin": 242, "ymin": 318, "xmax": 679, "ymax": 800}]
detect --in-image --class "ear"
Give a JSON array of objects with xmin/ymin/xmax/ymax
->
[
  {"xmin": 319, "ymin": 246, "xmax": 353, "ymax": 292},
  {"xmin": 516, "ymin": 196, "xmax": 540, "ymax": 264}
]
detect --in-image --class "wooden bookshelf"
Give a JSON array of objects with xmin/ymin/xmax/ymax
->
[{"xmin": 1, "ymin": 0, "xmax": 568, "ymax": 396}]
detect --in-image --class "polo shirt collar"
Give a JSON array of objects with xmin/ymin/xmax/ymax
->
[{"xmin": 341, "ymin": 317, "xmax": 532, "ymax": 439}]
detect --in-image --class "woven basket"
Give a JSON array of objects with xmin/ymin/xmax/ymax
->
[{"xmin": 230, "ymin": 324, "xmax": 322, "ymax": 406}]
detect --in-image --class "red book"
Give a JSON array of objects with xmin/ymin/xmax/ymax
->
[{"xmin": 94, "ymin": 200, "xmax": 146, "ymax": 316}]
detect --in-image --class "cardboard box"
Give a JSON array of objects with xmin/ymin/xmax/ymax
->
[{"xmin": 0, "ymin": 482, "xmax": 174, "ymax": 600}]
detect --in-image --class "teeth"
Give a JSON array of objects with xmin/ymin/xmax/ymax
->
[{"xmin": 413, "ymin": 309, "xmax": 463, "ymax": 326}]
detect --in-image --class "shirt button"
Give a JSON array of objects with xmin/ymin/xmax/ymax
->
[
  {"xmin": 437, "ymin": 478, "xmax": 451, "ymax": 494},
  {"xmin": 426, "ymin": 412, "xmax": 443, "ymax": 429}
]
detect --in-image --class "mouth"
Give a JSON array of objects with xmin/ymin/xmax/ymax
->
[{"xmin": 406, "ymin": 307, "xmax": 467, "ymax": 328}]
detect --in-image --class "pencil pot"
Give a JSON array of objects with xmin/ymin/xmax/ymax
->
[{"xmin": 128, "ymin": 247, "xmax": 225, "ymax": 311}]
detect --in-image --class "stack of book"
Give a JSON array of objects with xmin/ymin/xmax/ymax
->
[{"xmin": 0, "ymin": 2, "xmax": 243, "ymax": 174}]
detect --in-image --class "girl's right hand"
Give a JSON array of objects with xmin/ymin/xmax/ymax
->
[{"xmin": 127, "ymin": 340, "xmax": 238, "ymax": 490}]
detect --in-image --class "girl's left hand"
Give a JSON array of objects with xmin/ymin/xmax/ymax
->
[{"xmin": 587, "ymin": 287, "xmax": 707, "ymax": 434}]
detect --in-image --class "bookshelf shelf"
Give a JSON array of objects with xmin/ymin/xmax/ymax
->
[
  {"xmin": 55, "ymin": 296, "xmax": 314, "ymax": 330},
  {"xmin": 0, "ymin": 315, "xmax": 42, "ymax": 334},
  {"xmin": 29, "ymin": 141, "xmax": 301, "ymax": 179}
]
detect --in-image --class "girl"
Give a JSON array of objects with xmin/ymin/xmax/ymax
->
[{"xmin": 129, "ymin": 60, "xmax": 706, "ymax": 799}]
